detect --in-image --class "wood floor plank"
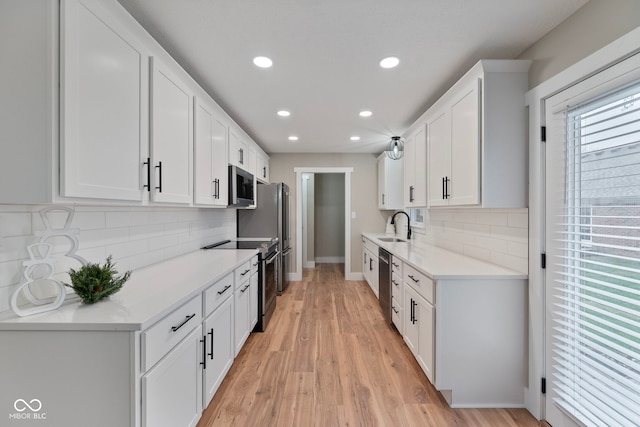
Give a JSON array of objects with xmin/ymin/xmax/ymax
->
[{"xmin": 198, "ymin": 263, "xmax": 541, "ymax": 427}]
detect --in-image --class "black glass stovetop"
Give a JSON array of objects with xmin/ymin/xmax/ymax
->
[{"xmin": 202, "ymin": 239, "xmax": 277, "ymax": 251}]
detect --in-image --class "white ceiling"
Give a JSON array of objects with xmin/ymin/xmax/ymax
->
[{"xmin": 117, "ymin": 0, "xmax": 588, "ymax": 155}]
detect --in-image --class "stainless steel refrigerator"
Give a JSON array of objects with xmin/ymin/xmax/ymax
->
[{"xmin": 237, "ymin": 182, "xmax": 291, "ymax": 295}]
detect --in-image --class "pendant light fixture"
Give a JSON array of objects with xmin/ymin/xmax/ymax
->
[{"xmin": 385, "ymin": 136, "xmax": 404, "ymax": 160}]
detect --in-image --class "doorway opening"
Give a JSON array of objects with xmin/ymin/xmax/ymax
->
[{"xmin": 294, "ymin": 167, "xmax": 353, "ymax": 281}]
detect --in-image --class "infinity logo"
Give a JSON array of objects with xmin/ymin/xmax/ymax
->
[{"xmin": 14, "ymin": 399, "xmax": 42, "ymax": 412}]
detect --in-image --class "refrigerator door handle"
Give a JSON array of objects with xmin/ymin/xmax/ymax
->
[{"xmin": 282, "ymin": 247, "xmax": 292, "ymax": 256}]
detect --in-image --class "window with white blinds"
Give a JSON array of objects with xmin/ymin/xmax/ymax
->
[{"xmin": 551, "ymin": 81, "xmax": 640, "ymax": 426}]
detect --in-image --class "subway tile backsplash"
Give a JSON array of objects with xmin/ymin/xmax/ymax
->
[
  {"xmin": 413, "ymin": 208, "xmax": 529, "ymax": 274},
  {"xmin": 0, "ymin": 205, "xmax": 235, "ymax": 313}
]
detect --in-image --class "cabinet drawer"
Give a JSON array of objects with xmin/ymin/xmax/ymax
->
[
  {"xmin": 391, "ymin": 257, "xmax": 402, "ymax": 277},
  {"xmin": 392, "ymin": 273, "xmax": 403, "ymax": 306},
  {"xmin": 142, "ymin": 294, "xmax": 203, "ymax": 372},
  {"xmin": 404, "ymin": 264, "xmax": 434, "ymax": 304},
  {"xmin": 391, "ymin": 296, "xmax": 402, "ymax": 333},
  {"xmin": 204, "ymin": 272, "xmax": 234, "ymax": 317},
  {"xmin": 235, "ymin": 260, "xmax": 252, "ymax": 289},
  {"xmin": 250, "ymin": 255, "xmax": 259, "ymax": 276},
  {"xmin": 363, "ymin": 237, "xmax": 378, "ymax": 253}
]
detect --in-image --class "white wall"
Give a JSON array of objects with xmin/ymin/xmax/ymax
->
[
  {"xmin": 269, "ymin": 153, "xmax": 387, "ymax": 274},
  {"xmin": 0, "ymin": 205, "xmax": 235, "ymax": 313},
  {"xmin": 518, "ymin": 0, "xmax": 640, "ymax": 88}
]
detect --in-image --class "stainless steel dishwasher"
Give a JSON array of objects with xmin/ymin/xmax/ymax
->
[{"xmin": 378, "ymin": 247, "xmax": 392, "ymax": 324}]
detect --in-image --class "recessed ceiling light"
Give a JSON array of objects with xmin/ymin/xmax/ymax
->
[
  {"xmin": 380, "ymin": 57, "xmax": 399, "ymax": 69},
  {"xmin": 350, "ymin": 136, "xmax": 360, "ymax": 141},
  {"xmin": 359, "ymin": 111, "xmax": 372, "ymax": 117},
  {"xmin": 277, "ymin": 110, "xmax": 290, "ymax": 117},
  {"xmin": 288, "ymin": 136, "xmax": 299, "ymax": 141},
  {"xmin": 253, "ymin": 56, "xmax": 273, "ymax": 68}
]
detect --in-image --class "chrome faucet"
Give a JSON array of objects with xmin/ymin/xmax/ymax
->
[{"xmin": 390, "ymin": 211, "xmax": 412, "ymax": 240}]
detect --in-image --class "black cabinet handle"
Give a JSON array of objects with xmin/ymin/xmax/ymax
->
[
  {"xmin": 392, "ymin": 279, "xmax": 399, "ymax": 286},
  {"xmin": 364, "ymin": 253, "xmax": 366, "ymax": 264},
  {"xmin": 369, "ymin": 258, "xmax": 373, "ymax": 271},
  {"xmin": 382, "ymin": 194, "xmax": 385, "ymax": 205},
  {"xmin": 208, "ymin": 328, "xmax": 214, "ymax": 360},
  {"xmin": 445, "ymin": 176, "xmax": 450, "ymax": 199},
  {"xmin": 155, "ymin": 161, "xmax": 163, "ymax": 192},
  {"xmin": 143, "ymin": 157, "xmax": 151, "ymax": 191},
  {"xmin": 240, "ymin": 269, "xmax": 250, "ymax": 276},
  {"xmin": 239, "ymin": 148, "xmax": 244, "ymax": 164},
  {"xmin": 263, "ymin": 166, "xmax": 266, "ymax": 178},
  {"xmin": 171, "ymin": 313, "xmax": 195, "ymax": 332},
  {"xmin": 410, "ymin": 298, "xmax": 414, "ymax": 323},
  {"xmin": 217, "ymin": 284, "xmax": 232, "ymax": 295},
  {"xmin": 409, "ymin": 185, "xmax": 414, "ymax": 202},
  {"xmin": 412, "ymin": 300, "xmax": 418, "ymax": 324},
  {"xmin": 240, "ymin": 283, "xmax": 250, "ymax": 293},
  {"xmin": 408, "ymin": 275, "xmax": 419, "ymax": 283},
  {"xmin": 200, "ymin": 337, "xmax": 206, "ymax": 369},
  {"xmin": 213, "ymin": 178, "xmax": 220, "ymax": 199},
  {"xmin": 392, "ymin": 306, "xmax": 399, "ymax": 314},
  {"xmin": 392, "ymin": 262, "xmax": 399, "ymax": 268}
]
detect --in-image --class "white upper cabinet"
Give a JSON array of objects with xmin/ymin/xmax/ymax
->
[
  {"xmin": 194, "ymin": 96, "xmax": 228, "ymax": 206},
  {"xmin": 0, "ymin": 0, "xmax": 258, "ymax": 206},
  {"xmin": 378, "ymin": 153, "xmax": 404, "ymax": 210},
  {"xmin": 60, "ymin": 0, "xmax": 149, "ymax": 202},
  {"xmin": 403, "ymin": 126, "xmax": 427, "ymax": 207},
  {"xmin": 428, "ymin": 79, "xmax": 481, "ymax": 206},
  {"xmin": 150, "ymin": 57, "xmax": 193, "ymax": 204},
  {"xmin": 426, "ymin": 60, "xmax": 530, "ymax": 208},
  {"xmin": 256, "ymin": 153, "xmax": 270, "ymax": 183},
  {"xmin": 229, "ymin": 131, "xmax": 248, "ymax": 170}
]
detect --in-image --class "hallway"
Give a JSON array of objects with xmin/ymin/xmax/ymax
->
[{"xmin": 198, "ymin": 264, "xmax": 539, "ymax": 426}]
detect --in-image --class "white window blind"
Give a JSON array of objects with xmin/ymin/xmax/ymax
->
[{"xmin": 551, "ymin": 81, "xmax": 640, "ymax": 427}]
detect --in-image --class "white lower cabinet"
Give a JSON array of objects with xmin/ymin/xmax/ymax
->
[
  {"xmin": 0, "ymin": 253, "xmax": 262, "ymax": 426},
  {"xmin": 404, "ymin": 285, "xmax": 435, "ymax": 383},
  {"xmin": 142, "ymin": 324, "xmax": 203, "ymax": 427},
  {"xmin": 391, "ymin": 257, "xmax": 404, "ymax": 334},
  {"xmin": 362, "ymin": 237, "xmax": 379, "ymax": 298},
  {"xmin": 203, "ymin": 296, "xmax": 234, "ymax": 406},
  {"xmin": 234, "ymin": 276, "xmax": 252, "ymax": 356}
]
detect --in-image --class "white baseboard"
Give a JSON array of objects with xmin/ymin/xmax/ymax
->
[
  {"xmin": 314, "ymin": 257, "xmax": 345, "ymax": 263},
  {"xmin": 288, "ymin": 272, "xmax": 302, "ymax": 281},
  {"xmin": 303, "ymin": 261, "xmax": 316, "ymax": 268},
  {"xmin": 346, "ymin": 272, "xmax": 364, "ymax": 281}
]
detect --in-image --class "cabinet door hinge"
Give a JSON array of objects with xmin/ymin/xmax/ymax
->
[
  {"xmin": 541, "ymin": 126, "xmax": 546, "ymax": 142},
  {"xmin": 541, "ymin": 377, "xmax": 546, "ymax": 394},
  {"xmin": 541, "ymin": 253, "xmax": 546, "ymax": 269}
]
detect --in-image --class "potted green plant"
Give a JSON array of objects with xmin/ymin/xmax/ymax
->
[{"xmin": 64, "ymin": 256, "xmax": 131, "ymax": 305}]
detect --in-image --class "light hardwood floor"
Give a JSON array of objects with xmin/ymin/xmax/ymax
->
[{"xmin": 198, "ymin": 263, "xmax": 541, "ymax": 427}]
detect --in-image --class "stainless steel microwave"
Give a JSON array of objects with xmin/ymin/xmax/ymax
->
[{"xmin": 228, "ymin": 165, "xmax": 255, "ymax": 207}]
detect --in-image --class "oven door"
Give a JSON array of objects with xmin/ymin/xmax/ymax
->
[{"xmin": 257, "ymin": 249, "xmax": 278, "ymax": 332}]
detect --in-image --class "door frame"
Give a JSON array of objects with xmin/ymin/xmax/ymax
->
[
  {"xmin": 293, "ymin": 167, "xmax": 353, "ymax": 281},
  {"xmin": 525, "ymin": 27, "xmax": 640, "ymax": 419}
]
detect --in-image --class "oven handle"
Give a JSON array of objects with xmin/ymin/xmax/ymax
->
[
  {"xmin": 265, "ymin": 251, "xmax": 279, "ymax": 265},
  {"xmin": 281, "ymin": 247, "xmax": 291, "ymax": 256}
]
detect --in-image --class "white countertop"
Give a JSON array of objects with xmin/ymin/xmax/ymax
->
[
  {"xmin": 0, "ymin": 249, "xmax": 257, "ymax": 331},
  {"xmin": 363, "ymin": 233, "xmax": 527, "ymax": 280}
]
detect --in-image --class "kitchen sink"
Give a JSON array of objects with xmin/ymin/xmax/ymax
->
[{"xmin": 377, "ymin": 237, "xmax": 406, "ymax": 243}]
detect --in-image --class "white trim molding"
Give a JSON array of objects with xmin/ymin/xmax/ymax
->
[
  {"xmin": 524, "ymin": 25, "xmax": 640, "ymax": 420},
  {"xmin": 294, "ymin": 167, "xmax": 354, "ymax": 282}
]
